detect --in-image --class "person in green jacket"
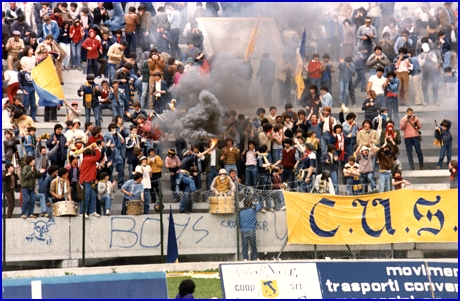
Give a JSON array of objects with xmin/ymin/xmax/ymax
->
[{"xmin": 20, "ymin": 156, "xmax": 45, "ymax": 219}]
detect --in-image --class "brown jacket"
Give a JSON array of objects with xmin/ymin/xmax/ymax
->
[
  {"xmin": 439, "ymin": 7, "xmax": 457, "ymax": 30},
  {"xmin": 377, "ymin": 144, "xmax": 399, "ymax": 171},
  {"xmin": 124, "ymin": 12, "xmax": 140, "ymax": 33},
  {"xmin": 148, "ymin": 56, "xmax": 165, "ymax": 75}
]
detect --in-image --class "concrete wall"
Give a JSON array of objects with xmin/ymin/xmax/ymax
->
[{"xmin": 2, "ymin": 212, "xmax": 457, "ymax": 263}]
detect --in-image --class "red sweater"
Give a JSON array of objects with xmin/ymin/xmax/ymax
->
[
  {"xmin": 80, "ymin": 148, "xmax": 101, "ymax": 184},
  {"xmin": 87, "ymin": 134, "xmax": 103, "ymax": 145},
  {"xmin": 81, "ymin": 31, "xmax": 102, "ymax": 59}
]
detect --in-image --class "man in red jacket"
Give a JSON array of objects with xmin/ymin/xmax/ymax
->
[
  {"xmin": 79, "ymin": 143, "xmax": 101, "ymax": 218},
  {"xmin": 82, "ymin": 29, "xmax": 102, "ymax": 78}
]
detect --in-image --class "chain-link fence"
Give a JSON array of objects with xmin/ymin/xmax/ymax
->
[{"xmin": 1, "ymin": 175, "xmax": 457, "ymax": 271}]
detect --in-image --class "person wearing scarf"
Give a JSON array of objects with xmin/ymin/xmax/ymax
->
[
  {"xmin": 314, "ymin": 170, "xmax": 335, "ymax": 195},
  {"xmin": 77, "ymin": 73, "xmax": 102, "ymax": 127},
  {"xmin": 372, "ymin": 107, "xmax": 389, "ymax": 138},
  {"xmin": 331, "ymin": 124, "xmax": 347, "ymax": 181}
]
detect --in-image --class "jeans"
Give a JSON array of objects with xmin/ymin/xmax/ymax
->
[
  {"xmin": 206, "ymin": 166, "xmax": 219, "ymax": 190},
  {"xmin": 338, "ymin": 80, "xmax": 349, "ymax": 105},
  {"xmin": 257, "ymin": 190, "xmax": 273, "ymax": 210},
  {"xmin": 23, "ymin": 85, "xmax": 37, "ymax": 120},
  {"xmin": 70, "ymin": 40, "xmax": 82, "ymax": 67},
  {"xmin": 151, "ymin": 172, "xmax": 161, "ymax": 204},
  {"xmin": 143, "ymin": 188, "xmax": 151, "ymax": 214},
  {"xmin": 241, "ymin": 230, "xmax": 257, "ymax": 260},
  {"xmin": 437, "ymin": 140, "xmax": 452, "ymax": 168},
  {"xmin": 85, "ymin": 106, "xmax": 102, "ymax": 127},
  {"xmin": 404, "ymin": 137, "xmax": 424, "ymax": 169},
  {"xmin": 110, "ymin": 163, "xmax": 125, "ymax": 187},
  {"xmin": 300, "ymin": 175, "xmax": 315, "ymax": 193},
  {"xmin": 60, "ymin": 42, "xmax": 71, "ymax": 67},
  {"xmin": 170, "ymin": 173, "xmax": 179, "ymax": 201},
  {"xmin": 271, "ymin": 148, "xmax": 282, "ymax": 164},
  {"xmin": 112, "ymin": 103, "xmax": 124, "ymax": 120},
  {"xmin": 125, "ymin": 32, "xmax": 136, "ymax": 55},
  {"xmin": 272, "ymin": 190, "xmax": 285, "ymax": 210},
  {"xmin": 86, "ymin": 58, "xmax": 98, "ymax": 76},
  {"xmin": 378, "ymin": 171, "xmax": 391, "ymax": 193},
  {"xmin": 21, "ymin": 188, "xmax": 35, "ymax": 217},
  {"xmin": 100, "ymin": 195, "xmax": 111, "ymax": 214},
  {"xmin": 320, "ymin": 132, "xmax": 331, "ymax": 156},
  {"xmin": 245, "ymin": 165, "xmax": 258, "ymax": 187},
  {"xmin": 281, "ymin": 167, "xmax": 295, "ymax": 189},
  {"xmin": 71, "ymin": 182, "xmax": 80, "ymax": 203},
  {"xmin": 141, "ymin": 82, "xmax": 149, "ymax": 109},
  {"xmin": 321, "ymin": 78, "xmax": 332, "ymax": 94},
  {"xmin": 179, "ymin": 174, "xmax": 196, "ymax": 213},
  {"xmin": 310, "ymin": 78, "xmax": 321, "ymax": 89},
  {"xmin": 80, "ymin": 182, "xmax": 96, "ymax": 215},
  {"xmin": 360, "ymin": 171, "xmax": 376, "ymax": 192},
  {"xmin": 422, "ymin": 69, "xmax": 439, "ymax": 105},
  {"xmin": 35, "ymin": 193, "xmax": 49, "ymax": 214},
  {"xmin": 44, "ymin": 106, "xmax": 57, "ymax": 122},
  {"xmin": 353, "ymin": 68, "xmax": 366, "ymax": 91},
  {"xmin": 442, "ymin": 51, "xmax": 452, "ymax": 70},
  {"xmin": 169, "ymin": 28, "xmax": 183, "ymax": 61},
  {"xmin": 224, "ymin": 164, "xmax": 237, "ymax": 176},
  {"xmin": 375, "ymin": 94, "xmax": 384, "ymax": 107},
  {"xmin": 385, "ymin": 96, "xmax": 399, "ymax": 122},
  {"xmin": 108, "ymin": 63, "xmax": 116, "ymax": 85}
]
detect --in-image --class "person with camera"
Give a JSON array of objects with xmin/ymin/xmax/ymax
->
[{"xmin": 400, "ymin": 108, "xmax": 424, "ymax": 170}]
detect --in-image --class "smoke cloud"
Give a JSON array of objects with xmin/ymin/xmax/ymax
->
[{"xmin": 174, "ymin": 89, "xmax": 224, "ymax": 140}]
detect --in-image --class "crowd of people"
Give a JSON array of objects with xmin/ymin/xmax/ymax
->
[{"xmin": 2, "ymin": 2, "xmax": 458, "ymax": 220}]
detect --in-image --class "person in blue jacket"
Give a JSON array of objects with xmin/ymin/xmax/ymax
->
[{"xmin": 239, "ymin": 196, "xmax": 262, "ymax": 261}]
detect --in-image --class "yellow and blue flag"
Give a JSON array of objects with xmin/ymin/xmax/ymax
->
[
  {"xmin": 31, "ymin": 56, "xmax": 65, "ymax": 107},
  {"xmin": 166, "ymin": 206, "xmax": 179, "ymax": 263}
]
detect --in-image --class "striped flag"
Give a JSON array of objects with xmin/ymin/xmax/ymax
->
[
  {"xmin": 166, "ymin": 206, "xmax": 179, "ymax": 263},
  {"xmin": 31, "ymin": 56, "xmax": 65, "ymax": 107},
  {"xmin": 243, "ymin": 15, "xmax": 260, "ymax": 62},
  {"xmin": 294, "ymin": 28, "xmax": 307, "ymax": 100}
]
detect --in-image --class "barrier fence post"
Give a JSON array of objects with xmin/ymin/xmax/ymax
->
[
  {"xmin": 2, "ymin": 180, "xmax": 6, "ymax": 269},
  {"xmin": 159, "ymin": 179, "xmax": 164, "ymax": 262},
  {"xmin": 391, "ymin": 243, "xmax": 394, "ymax": 259},
  {"xmin": 314, "ymin": 244, "xmax": 318, "ymax": 259},
  {"xmin": 235, "ymin": 182, "xmax": 241, "ymax": 261},
  {"xmin": 82, "ymin": 183, "xmax": 86, "ymax": 267}
]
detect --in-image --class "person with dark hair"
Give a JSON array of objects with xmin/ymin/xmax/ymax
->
[
  {"xmin": 175, "ymin": 279, "xmax": 196, "ymax": 299},
  {"xmin": 393, "ymin": 47, "xmax": 411, "ymax": 106},
  {"xmin": 435, "ymin": 119, "xmax": 453, "ymax": 169},
  {"xmin": 256, "ymin": 145, "xmax": 274, "ymax": 212},
  {"xmin": 5, "ymin": 2, "xmax": 23, "ymax": 26},
  {"xmin": 104, "ymin": 122, "xmax": 126, "ymax": 187},
  {"xmin": 355, "ymin": 142, "xmax": 378, "ymax": 193},
  {"xmin": 320, "ymin": 53, "xmax": 334, "ymax": 94},
  {"xmin": 124, "ymin": 6, "xmax": 140, "ymax": 55},
  {"xmin": 151, "ymin": 71, "xmax": 168, "ymax": 113},
  {"xmin": 114, "ymin": 63, "xmax": 134, "ymax": 114},
  {"xmin": 343, "ymin": 156, "xmax": 362, "ymax": 195},
  {"xmin": 356, "ymin": 17, "xmax": 377, "ymax": 56},
  {"xmin": 58, "ymin": 20, "xmax": 71, "ymax": 70},
  {"xmin": 376, "ymin": 135, "xmax": 399, "ymax": 193},
  {"xmin": 353, "ymin": 46, "xmax": 368, "ymax": 92},
  {"xmin": 448, "ymin": 160, "xmax": 458, "ymax": 189},
  {"xmin": 400, "ymin": 107, "xmax": 424, "ymax": 170},
  {"xmin": 46, "ymin": 124, "xmax": 68, "ymax": 168},
  {"xmin": 17, "ymin": 57, "xmax": 37, "ymax": 122},
  {"xmin": 10, "ymin": 14, "xmax": 32, "ymax": 40},
  {"xmin": 109, "ymin": 80, "xmax": 126, "ymax": 119},
  {"xmin": 165, "ymin": 3, "xmax": 183, "ymax": 61},
  {"xmin": 252, "ymin": 108, "xmax": 265, "ymax": 130},
  {"xmin": 137, "ymin": 4, "xmax": 152, "ymax": 52},
  {"xmin": 93, "ymin": 2, "xmax": 110, "ymax": 26},
  {"xmin": 78, "ymin": 74, "xmax": 102, "ymax": 126},
  {"xmin": 338, "ymin": 57, "xmax": 355, "ymax": 106},
  {"xmin": 257, "ymin": 53, "xmax": 276, "ymax": 106},
  {"xmin": 307, "ymin": 53, "xmax": 322, "ymax": 89},
  {"xmin": 79, "ymin": 143, "xmax": 102, "ymax": 218},
  {"xmin": 50, "ymin": 167, "xmax": 72, "ymax": 205},
  {"xmin": 438, "ymin": 2, "xmax": 456, "ymax": 40},
  {"xmin": 366, "ymin": 46, "xmax": 391, "ymax": 76},
  {"xmin": 384, "ymin": 71, "xmax": 400, "ymax": 121},
  {"xmin": 121, "ymin": 172, "xmax": 144, "ymax": 215},
  {"xmin": 362, "ymin": 90, "xmax": 380, "ymax": 122},
  {"xmin": 21, "ymin": 156, "xmax": 44, "ymax": 218},
  {"xmin": 107, "ymin": 40, "xmax": 128, "ymax": 85},
  {"xmin": 239, "ymin": 196, "xmax": 262, "ymax": 261},
  {"xmin": 366, "ymin": 67, "xmax": 387, "ymax": 106},
  {"xmin": 341, "ymin": 112, "xmax": 358, "ymax": 158},
  {"xmin": 97, "ymin": 171, "xmax": 116, "ymax": 216},
  {"xmin": 50, "ymin": 7, "xmax": 63, "ymax": 27},
  {"xmin": 314, "ymin": 170, "xmax": 335, "ymax": 194},
  {"xmin": 69, "ymin": 19, "xmax": 85, "ymax": 70},
  {"xmin": 3, "ymin": 163, "xmax": 20, "ymax": 218},
  {"xmin": 273, "ymin": 138, "xmax": 299, "ymax": 190}
]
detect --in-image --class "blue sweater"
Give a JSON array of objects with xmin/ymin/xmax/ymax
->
[
  {"xmin": 239, "ymin": 203, "xmax": 262, "ymax": 232},
  {"xmin": 338, "ymin": 62, "xmax": 355, "ymax": 81}
]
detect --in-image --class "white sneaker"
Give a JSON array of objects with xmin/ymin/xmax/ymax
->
[
  {"xmin": 280, "ymin": 206, "xmax": 286, "ymax": 211},
  {"xmin": 79, "ymin": 214, "xmax": 89, "ymax": 219},
  {"xmin": 269, "ymin": 208, "xmax": 275, "ymax": 213},
  {"xmin": 260, "ymin": 209, "xmax": 266, "ymax": 213},
  {"xmin": 106, "ymin": 209, "xmax": 110, "ymax": 216},
  {"xmin": 90, "ymin": 212, "xmax": 101, "ymax": 217}
]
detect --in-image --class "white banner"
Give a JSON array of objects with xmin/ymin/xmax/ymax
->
[{"xmin": 220, "ymin": 262, "xmax": 322, "ymax": 299}]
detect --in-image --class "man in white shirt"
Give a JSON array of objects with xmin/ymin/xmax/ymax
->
[
  {"xmin": 64, "ymin": 119, "xmax": 88, "ymax": 149},
  {"xmin": 366, "ymin": 67, "xmax": 387, "ymax": 106},
  {"xmin": 320, "ymin": 106, "xmax": 337, "ymax": 156},
  {"xmin": 135, "ymin": 156, "xmax": 152, "ymax": 214}
]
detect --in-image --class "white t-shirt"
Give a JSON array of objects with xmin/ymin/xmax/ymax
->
[
  {"xmin": 368, "ymin": 75, "xmax": 387, "ymax": 95},
  {"xmin": 135, "ymin": 164, "xmax": 152, "ymax": 189}
]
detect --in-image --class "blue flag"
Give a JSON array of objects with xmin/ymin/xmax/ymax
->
[
  {"xmin": 299, "ymin": 27, "xmax": 307, "ymax": 61},
  {"xmin": 166, "ymin": 206, "xmax": 178, "ymax": 263}
]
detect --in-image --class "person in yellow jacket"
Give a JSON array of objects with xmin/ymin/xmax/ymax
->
[
  {"xmin": 210, "ymin": 169, "xmax": 235, "ymax": 197},
  {"xmin": 147, "ymin": 148, "xmax": 164, "ymax": 211}
]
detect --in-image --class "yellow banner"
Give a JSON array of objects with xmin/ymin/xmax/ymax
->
[{"xmin": 283, "ymin": 189, "xmax": 458, "ymax": 245}]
